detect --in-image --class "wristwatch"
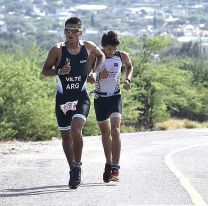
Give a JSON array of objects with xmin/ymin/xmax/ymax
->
[
  {"xmin": 126, "ymin": 79, "xmax": 131, "ymax": 84},
  {"xmin": 55, "ymin": 68, "xmax": 61, "ymax": 75}
]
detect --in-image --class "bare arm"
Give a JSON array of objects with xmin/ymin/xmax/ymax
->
[
  {"xmin": 120, "ymin": 51, "xmax": 133, "ymax": 90},
  {"xmin": 42, "ymin": 44, "xmax": 71, "ymax": 76},
  {"xmin": 87, "ymin": 53, "xmax": 97, "ymax": 74},
  {"xmin": 84, "ymin": 41, "xmax": 105, "ymax": 74},
  {"xmin": 42, "ymin": 46, "xmax": 59, "ymax": 76},
  {"xmin": 120, "ymin": 51, "xmax": 133, "ymax": 81}
]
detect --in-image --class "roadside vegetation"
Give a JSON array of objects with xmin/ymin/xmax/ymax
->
[
  {"xmin": 0, "ymin": 35, "xmax": 208, "ymax": 141},
  {"xmin": 155, "ymin": 119, "xmax": 204, "ymax": 130}
]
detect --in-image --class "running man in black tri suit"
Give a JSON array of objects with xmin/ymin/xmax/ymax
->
[
  {"xmin": 88, "ymin": 31, "xmax": 133, "ymax": 183},
  {"xmin": 42, "ymin": 17, "xmax": 105, "ymax": 189}
]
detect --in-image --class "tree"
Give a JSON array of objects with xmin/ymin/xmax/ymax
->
[
  {"xmin": 90, "ymin": 13, "xmax": 95, "ymax": 27},
  {"xmin": 0, "ymin": 48, "xmax": 58, "ymax": 140}
]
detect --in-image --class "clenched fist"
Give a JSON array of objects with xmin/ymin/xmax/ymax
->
[
  {"xmin": 87, "ymin": 72, "xmax": 96, "ymax": 84},
  {"xmin": 58, "ymin": 62, "xmax": 71, "ymax": 75},
  {"xmin": 100, "ymin": 68, "xmax": 110, "ymax": 80},
  {"xmin": 123, "ymin": 79, "xmax": 131, "ymax": 90}
]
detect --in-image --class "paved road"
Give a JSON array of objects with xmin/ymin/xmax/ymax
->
[{"xmin": 0, "ymin": 129, "xmax": 208, "ymax": 206}]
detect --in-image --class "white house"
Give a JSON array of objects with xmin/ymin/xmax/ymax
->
[
  {"xmin": 0, "ymin": 20, "xmax": 7, "ymax": 32},
  {"xmin": 201, "ymin": 43, "xmax": 208, "ymax": 56}
]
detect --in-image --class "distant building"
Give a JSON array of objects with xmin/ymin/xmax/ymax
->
[
  {"xmin": 0, "ymin": 20, "xmax": 7, "ymax": 32},
  {"xmin": 56, "ymin": 10, "xmax": 74, "ymax": 20},
  {"xmin": 74, "ymin": 4, "xmax": 107, "ymax": 11},
  {"xmin": 32, "ymin": 5, "xmax": 46, "ymax": 17},
  {"xmin": 183, "ymin": 24, "xmax": 200, "ymax": 36},
  {"xmin": 201, "ymin": 30, "xmax": 208, "ymax": 37},
  {"xmin": 171, "ymin": 5, "xmax": 187, "ymax": 17},
  {"xmin": 201, "ymin": 43, "xmax": 208, "ymax": 56}
]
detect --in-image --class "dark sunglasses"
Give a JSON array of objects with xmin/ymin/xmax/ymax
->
[{"xmin": 64, "ymin": 27, "xmax": 81, "ymax": 33}]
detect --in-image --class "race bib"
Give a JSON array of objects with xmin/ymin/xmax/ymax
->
[{"xmin": 60, "ymin": 101, "xmax": 78, "ymax": 114}]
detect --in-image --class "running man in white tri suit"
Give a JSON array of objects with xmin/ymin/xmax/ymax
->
[{"xmin": 88, "ymin": 31, "xmax": 133, "ymax": 182}]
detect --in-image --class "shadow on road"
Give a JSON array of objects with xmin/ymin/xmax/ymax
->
[
  {"xmin": 0, "ymin": 185, "xmax": 70, "ymax": 197},
  {"xmin": 80, "ymin": 182, "xmax": 117, "ymax": 187},
  {"xmin": 0, "ymin": 183, "xmax": 117, "ymax": 197}
]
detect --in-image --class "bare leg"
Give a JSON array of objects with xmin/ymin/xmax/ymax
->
[
  {"xmin": 60, "ymin": 130, "xmax": 74, "ymax": 169},
  {"xmin": 99, "ymin": 120, "xmax": 112, "ymax": 164},
  {"xmin": 71, "ymin": 117, "xmax": 85, "ymax": 163},
  {"xmin": 110, "ymin": 117, "xmax": 121, "ymax": 164}
]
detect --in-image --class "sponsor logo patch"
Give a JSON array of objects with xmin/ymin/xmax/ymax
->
[
  {"xmin": 80, "ymin": 60, "xmax": 87, "ymax": 63},
  {"xmin": 60, "ymin": 101, "xmax": 78, "ymax": 114},
  {"xmin": 114, "ymin": 63, "xmax": 118, "ymax": 66}
]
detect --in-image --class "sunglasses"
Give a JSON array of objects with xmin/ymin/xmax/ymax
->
[{"xmin": 64, "ymin": 27, "xmax": 81, "ymax": 33}]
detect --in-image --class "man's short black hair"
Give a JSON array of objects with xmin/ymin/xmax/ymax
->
[
  {"xmin": 65, "ymin": 17, "xmax": 82, "ymax": 27},
  {"xmin": 101, "ymin": 31, "xmax": 120, "ymax": 47}
]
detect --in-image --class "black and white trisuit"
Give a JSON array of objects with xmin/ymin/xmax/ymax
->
[
  {"xmin": 94, "ymin": 51, "xmax": 122, "ymax": 123},
  {"xmin": 55, "ymin": 41, "xmax": 90, "ymax": 130}
]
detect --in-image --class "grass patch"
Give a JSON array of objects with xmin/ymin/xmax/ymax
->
[
  {"xmin": 201, "ymin": 121, "xmax": 208, "ymax": 128},
  {"xmin": 155, "ymin": 119, "xmax": 204, "ymax": 130},
  {"xmin": 183, "ymin": 120, "xmax": 201, "ymax": 129}
]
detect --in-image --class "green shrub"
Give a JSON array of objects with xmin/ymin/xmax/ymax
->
[{"xmin": 0, "ymin": 49, "xmax": 58, "ymax": 140}]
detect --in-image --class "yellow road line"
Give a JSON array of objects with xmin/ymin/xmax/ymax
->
[{"xmin": 165, "ymin": 143, "xmax": 208, "ymax": 206}]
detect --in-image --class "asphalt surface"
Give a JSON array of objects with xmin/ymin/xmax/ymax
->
[{"xmin": 0, "ymin": 128, "xmax": 208, "ymax": 206}]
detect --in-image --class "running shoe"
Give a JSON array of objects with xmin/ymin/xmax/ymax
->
[
  {"xmin": 68, "ymin": 167, "xmax": 81, "ymax": 189},
  {"xmin": 103, "ymin": 163, "xmax": 112, "ymax": 183},
  {"xmin": 111, "ymin": 167, "xmax": 120, "ymax": 181}
]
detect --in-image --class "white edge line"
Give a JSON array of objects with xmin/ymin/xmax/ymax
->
[{"xmin": 165, "ymin": 143, "xmax": 208, "ymax": 206}]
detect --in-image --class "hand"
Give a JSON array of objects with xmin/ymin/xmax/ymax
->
[
  {"xmin": 123, "ymin": 80, "xmax": 131, "ymax": 90},
  {"xmin": 100, "ymin": 68, "xmax": 110, "ymax": 80},
  {"xmin": 58, "ymin": 63, "xmax": 71, "ymax": 75},
  {"xmin": 87, "ymin": 72, "xmax": 96, "ymax": 84}
]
